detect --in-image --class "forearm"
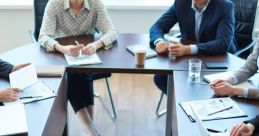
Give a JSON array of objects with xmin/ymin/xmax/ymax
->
[{"xmin": 54, "ymin": 43, "xmax": 66, "ymax": 54}]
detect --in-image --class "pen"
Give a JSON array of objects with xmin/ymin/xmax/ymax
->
[
  {"xmin": 193, "ymin": 82, "xmax": 209, "ymax": 85},
  {"xmin": 207, "ymin": 106, "xmax": 233, "ymax": 116},
  {"xmin": 75, "ymin": 40, "xmax": 83, "ymax": 57},
  {"xmin": 207, "ymin": 128, "xmax": 222, "ymax": 133},
  {"xmin": 20, "ymin": 96, "xmax": 42, "ymax": 99}
]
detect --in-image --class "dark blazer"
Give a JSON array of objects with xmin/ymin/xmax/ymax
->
[
  {"xmin": 150, "ymin": 0, "xmax": 237, "ymax": 54},
  {"xmin": 0, "ymin": 59, "xmax": 13, "ymax": 79},
  {"xmin": 245, "ymin": 115, "xmax": 259, "ymax": 133}
]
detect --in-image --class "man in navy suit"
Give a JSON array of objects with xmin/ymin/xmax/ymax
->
[{"xmin": 150, "ymin": 0, "xmax": 237, "ymax": 94}]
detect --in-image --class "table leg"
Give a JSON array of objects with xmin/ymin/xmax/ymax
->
[
  {"xmin": 42, "ymin": 72, "xmax": 68, "ymax": 136},
  {"xmin": 165, "ymin": 73, "xmax": 178, "ymax": 136}
]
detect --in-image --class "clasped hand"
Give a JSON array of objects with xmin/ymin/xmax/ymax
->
[
  {"xmin": 155, "ymin": 41, "xmax": 190, "ymax": 56},
  {"xmin": 64, "ymin": 42, "xmax": 97, "ymax": 57}
]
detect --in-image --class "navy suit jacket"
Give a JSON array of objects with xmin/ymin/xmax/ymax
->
[
  {"xmin": 0, "ymin": 59, "xmax": 13, "ymax": 79},
  {"xmin": 150, "ymin": 0, "xmax": 237, "ymax": 54}
]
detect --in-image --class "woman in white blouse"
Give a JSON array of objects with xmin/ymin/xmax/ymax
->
[{"xmin": 39, "ymin": 0, "xmax": 117, "ymax": 135}]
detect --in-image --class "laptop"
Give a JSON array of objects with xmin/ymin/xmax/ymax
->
[{"xmin": 190, "ymin": 104, "xmax": 230, "ymax": 136}]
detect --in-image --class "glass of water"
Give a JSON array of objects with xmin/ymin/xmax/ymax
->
[{"xmin": 189, "ymin": 59, "xmax": 202, "ymax": 80}]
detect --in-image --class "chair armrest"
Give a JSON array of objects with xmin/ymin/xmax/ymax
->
[
  {"xmin": 234, "ymin": 37, "xmax": 257, "ymax": 56},
  {"xmin": 28, "ymin": 30, "xmax": 37, "ymax": 43}
]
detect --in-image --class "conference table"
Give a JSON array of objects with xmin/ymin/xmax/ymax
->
[
  {"xmin": 174, "ymin": 71, "xmax": 259, "ymax": 136},
  {"xmin": 0, "ymin": 33, "xmax": 256, "ymax": 136}
]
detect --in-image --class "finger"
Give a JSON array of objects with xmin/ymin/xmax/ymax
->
[
  {"xmin": 232, "ymin": 124, "xmax": 244, "ymax": 136},
  {"xmin": 236, "ymin": 125, "xmax": 246, "ymax": 136},
  {"xmin": 12, "ymin": 88, "xmax": 22, "ymax": 92}
]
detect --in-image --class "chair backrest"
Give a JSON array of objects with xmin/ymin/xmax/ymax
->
[
  {"xmin": 232, "ymin": 0, "xmax": 258, "ymax": 58},
  {"xmin": 33, "ymin": 0, "xmax": 49, "ymax": 41}
]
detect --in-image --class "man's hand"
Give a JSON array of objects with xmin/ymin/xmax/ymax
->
[
  {"xmin": 11, "ymin": 63, "xmax": 31, "ymax": 72},
  {"xmin": 168, "ymin": 43, "xmax": 191, "ymax": 56},
  {"xmin": 0, "ymin": 88, "xmax": 22, "ymax": 102},
  {"xmin": 155, "ymin": 41, "xmax": 169, "ymax": 54},
  {"xmin": 230, "ymin": 123, "xmax": 255, "ymax": 136}
]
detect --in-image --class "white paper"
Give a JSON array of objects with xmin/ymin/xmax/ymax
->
[
  {"xmin": 0, "ymin": 104, "xmax": 28, "ymax": 135},
  {"xmin": 203, "ymin": 71, "xmax": 255, "ymax": 89},
  {"xmin": 64, "ymin": 53, "xmax": 102, "ymax": 66},
  {"xmin": 180, "ymin": 97, "xmax": 246, "ymax": 121},
  {"xmin": 9, "ymin": 64, "xmax": 38, "ymax": 89},
  {"xmin": 4, "ymin": 81, "xmax": 56, "ymax": 105}
]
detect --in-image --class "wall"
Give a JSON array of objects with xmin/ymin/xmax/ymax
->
[{"xmin": 0, "ymin": 8, "xmax": 166, "ymax": 53}]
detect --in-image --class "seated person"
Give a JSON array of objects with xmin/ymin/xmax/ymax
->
[
  {"xmin": 230, "ymin": 115, "xmax": 258, "ymax": 136},
  {"xmin": 0, "ymin": 59, "xmax": 29, "ymax": 103},
  {"xmin": 210, "ymin": 41, "xmax": 259, "ymax": 99},
  {"xmin": 39, "ymin": 0, "xmax": 117, "ymax": 135},
  {"xmin": 210, "ymin": 41, "xmax": 259, "ymax": 136},
  {"xmin": 149, "ymin": 0, "xmax": 237, "ymax": 94}
]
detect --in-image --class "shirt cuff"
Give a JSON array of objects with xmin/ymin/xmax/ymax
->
[
  {"xmin": 190, "ymin": 44, "xmax": 198, "ymax": 55},
  {"xmin": 243, "ymin": 88, "xmax": 249, "ymax": 98},
  {"xmin": 154, "ymin": 38, "xmax": 164, "ymax": 46},
  {"xmin": 41, "ymin": 39, "xmax": 58, "ymax": 52},
  {"xmin": 231, "ymin": 75, "xmax": 239, "ymax": 85}
]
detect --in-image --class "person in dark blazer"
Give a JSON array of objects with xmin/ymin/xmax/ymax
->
[
  {"xmin": 230, "ymin": 115, "xmax": 259, "ymax": 136},
  {"xmin": 0, "ymin": 59, "xmax": 30, "ymax": 102},
  {"xmin": 150, "ymin": 0, "xmax": 237, "ymax": 94}
]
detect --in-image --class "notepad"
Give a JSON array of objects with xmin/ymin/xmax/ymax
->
[
  {"xmin": 64, "ymin": 53, "xmax": 102, "ymax": 66},
  {"xmin": 0, "ymin": 104, "xmax": 28, "ymax": 135},
  {"xmin": 7, "ymin": 65, "xmax": 56, "ymax": 105},
  {"xmin": 126, "ymin": 44, "xmax": 157, "ymax": 59},
  {"xmin": 36, "ymin": 65, "xmax": 65, "ymax": 77},
  {"xmin": 203, "ymin": 71, "xmax": 256, "ymax": 89},
  {"xmin": 179, "ymin": 97, "xmax": 247, "ymax": 122}
]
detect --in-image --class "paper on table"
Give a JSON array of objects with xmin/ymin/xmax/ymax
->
[
  {"xmin": 9, "ymin": 64, "xmax": 38, "ymax": 90},
  {"xmin": 179, "ymin": 97, "xmax": 246, "ymax": 121},
  {"xmin": 4, "ymin": 81, "xmax": 56, "ymax": 105},
  {"xmin": 64, "ymin": 53, "xmax": 102, "ymax": 66},
  {"xmin": 0, "ymin": 104, "xmax": 28, "ymax": 135}
]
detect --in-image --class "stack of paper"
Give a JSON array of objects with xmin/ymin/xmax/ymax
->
[
  {"xmin": 179, "ymin": 97, "xmax": 247, "ymax": 122},
  {"xmin": 0, "ymin": 104, "xmax": 28, "ymax": 135}
]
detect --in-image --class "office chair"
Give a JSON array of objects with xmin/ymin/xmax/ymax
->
[
  {"xmin": 29, "ymin": 0, "xmax": 117, "ymax": 120},
  {"xmin": 155, "ymin": 0, "xmax": 259, "ymax": 118},
  {"xmin": 232, "ymin": 0, "xmax": 258, "ymax": 59}
]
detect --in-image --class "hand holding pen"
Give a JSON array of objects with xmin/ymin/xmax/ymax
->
[{"xmin": 209, "ymin": 79, "xmax": 236, "ymax": 96}]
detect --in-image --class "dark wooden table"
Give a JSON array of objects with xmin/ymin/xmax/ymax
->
[
  {"xmin": 64, "ymin": 34, "xmax": 245, "ymax": 136},
  {"xmin": 174, "ymin": 71, "xmax": 259, "ymax": 136},
  {"xmin": 0, "ymin": 33, "xmax": 248, "ymax": 136}
]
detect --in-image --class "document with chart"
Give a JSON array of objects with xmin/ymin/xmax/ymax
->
[
  {"xmin": 6, "ymin": 64, "xmax": 56, "ymax": 105},
  {"xmin": 179, "ymin": 97, "xmax": 247, "ymax": 121},
  {"xmin": 64, "ymin": 53, "xmax": 102, "ymax": 66}
]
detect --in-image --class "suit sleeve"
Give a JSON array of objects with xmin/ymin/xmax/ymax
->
[
  {"xmin": 197, "ymin": 2, "xmax": 235, "ymax": 54},
  {"xmin": 149, "ymin": 4, "xmax": 178, "ymax": 48},
  {"xmin": 0, "ymin": 59, "xmax": 14, "ymax": 79},
  {"xmin": 244, "ymin": 115, "xmax": 259, "ymax": 132}
]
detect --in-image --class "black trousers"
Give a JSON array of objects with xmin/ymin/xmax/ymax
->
[
  {"xmin": 154, "ymin": 74, "xmax": 168, "ymax": 95},
  {"xmin": 67, "ymin": 72, "xmax": 111, "ymax": 113}
]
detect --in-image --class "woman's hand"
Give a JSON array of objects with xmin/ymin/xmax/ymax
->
[
  {"xmin": 63, "ymin": 45, "xmax": 84, "ymax": 57},
  {"xmin": 0, "ymin": 88, "xmax": 22, "ymax": 102},
  {"xmin": 230, "ymin": 123, "xmax": 255, "ymax": 136},
  {"xmin": 82, "ymin": 42, "xmax": 97, "ymax": 55},
  {"xmin": 11, "ymin": 63, "xmax": 31, "ymax": 72}
]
